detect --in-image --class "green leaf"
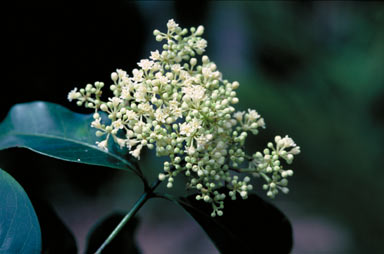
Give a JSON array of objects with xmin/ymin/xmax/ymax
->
[
  {"xmin": 0, "ymin": 168, "xmax": 41, "ymax": 253},
  {"xmin": 85, "ymin": 213, "xmax": 141, "ymax": 254},
  {"xmin": 177, "ymin": 190, "xmax": 293, "ymax": 254},
  {"xmin": 0, "ymin": 101, "xmax": 141, "ymax": 177}
]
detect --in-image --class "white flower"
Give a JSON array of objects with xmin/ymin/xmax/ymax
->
[
  {"xmin": 127, "ymin": 139, "xmax": 139, "ymax": 149},
  {"xmin": 257, "ymin": 118, "xmax": 266, "ymax": 128},
  {"xmin": 170, "ymin": 105, "xmax": 183, "ymax": 119},
  {"xmin": 121, "ymin": 86, "xmax": 132, "ymax": 100},
  {"xmin": 67, "ymin": 88, "xmax": 79, "ymax": 102},
  {"xmin": 155, "ymin": 72, "xmax": 169, "ymax": 84},
  {"xmin": 278, "ymin": 135, "xmax": 296, "ymax": 148},
  {"xmin": 195, "ymin": 39, "xmax": 207, "ymax": 51},
  {"xmin": 134, "ymin": 87, "xmax": 147, "ymax": 102},
  {"xmin": 185, "ymin": 145, "xmax": 196, "ymax": 156},
  {"xmin": 171, "ymin": 64, "xmax": 182, "ymax": 73},
  {"xmin": 195, "ymin": 134, "xmax": 210, "ymax": 150},
  {"xmin": 125, "ymin": 110, "xmax": 138, "ymax": 121},
  {"xmin": 115, "ymin": 137, "xmax": 127, "ymax": 149},
  {"xmin": 150, "ymin": 50, "xmax": 161, "ymax": 61},
  {"xmin": 202, "ymin": 67, "xmax": 212, "ymax": 78},
  {"xmin": 167, "ymin": 19, "xmax": 179, "ymax": 32},
  {"xmin": 137, "ymin": 59, "xmax": 154, "ymax": 71},
  {"xmin": 247, "ymin": 109, "xmax": 260, "ymax": 122},
  {"xmin": 96, "ymin": 139, "xmax": 108, "ymax": 151},
  {"xmin": 69, "ymin": 19, "xmax": 300, "ymax": 217},
  {"xmin": 130, "ymin": 144, "xmax": 143, "ymax": 159},
  {"xmin": 117, "ymin": 69, "xmax": 127, "ymax": 79},
  {"xmin": 289, "ymin": 146, "xmax": 301, "ymax": 155},
  {"xmin": 110, "ymin": 97, "xmax": 122, "ymax": 108},
  {"xmin": 112, "ymin": 119, "xmax": 124, "ymax": 130},
  {"xmin": 91, "ymin": 118, "xmax": 102, "ymax": 129},
  {"xmin": 234, "ymin": 111, "xmax": 245, "ymax": 122},
  {"xmin": 132, "ymin": 69, "xmax": 144, "ymax": 82},
  {"xmin": 138, "ymin": 102, "xmax": 153, "ymax": 113},
  {"xmin": 179, "ymin": 70, "xmax": 190, "ymax": 80},
  {"xmin": 154, "ymin": 108, "xmax": 168, "ymax": 123},
  {"xmin": 179, "ymin": 121, "xmax": 198, "ymax": 137},
  {"xmin": 189, "ymin": 118, "xmax": 201, "ymax": 130},
  {"xmin": 182, "ymin": 85, "xmax": 206, "ymax": 103}
]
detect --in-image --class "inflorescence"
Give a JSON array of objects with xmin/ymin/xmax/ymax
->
[{"xmin": 68, "ymin": 19, "xmax": 300, "ymax": 217}]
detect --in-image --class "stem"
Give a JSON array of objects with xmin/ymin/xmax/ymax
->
[
  {"xmin": 229, "ymin": 166, "xmax": 256, "ymax": 173},
  {"xmin": 94, "ymin": 179, "xmax": 161, "ymax": 254}
]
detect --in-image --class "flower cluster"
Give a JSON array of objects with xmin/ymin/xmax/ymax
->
[{"xmin": 68, "ymin": 19, "xmax": 300, "ymax": 216}]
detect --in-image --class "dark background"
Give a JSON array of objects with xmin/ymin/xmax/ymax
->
[{"xmin": 2, "ymin": 2, "xmax": 384, "ymax": 253}]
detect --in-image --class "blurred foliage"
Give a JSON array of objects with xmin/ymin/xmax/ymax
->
[{"xmin": 203, "ymin": 2, "xmax": 384, "ymax": 253}]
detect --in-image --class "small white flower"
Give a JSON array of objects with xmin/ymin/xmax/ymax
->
[
  {"xmin": 257, "ymin": 118, "xmax": 266, "ymax": 128},
  {"xmin": 179, "ymin": 120, "xmax": 199, "ymax": 137},
  {"xmin": 247, "ymin": 109, "xmax": 260, "ymax": 122},
  {"xmin": 155, "ymin": 72, "xmax": 169, "ymax": 85},
  {"xmin": 195, "ymin": 134, "xmax": 209, "ymax": 150},
  {"xmin": 67, "ymin": 88, "xmax": 79, "ymax": 102},
  {"xmin": 96, "ymin": 139, "xmax": 108, "ymax": 151},
  {"xmin": 154, "ymin": 108, "xmax": 168, "ymax": 123},
  {"xmin": 132, "ymin": 69, "xmax": 144, "ymax": 82},
  {"xmin": 125, "ymin": 110, "xmax": 138, "ymax": 121},
  {"xmin": 121, "ymin": 86, "xmax": 132, "ymax": 100},
  {"xmin": 137, "ymin": 59, "xmax": 154, "ymax": 71},
  {"xmin": 134, "ymin": 87, "xmax": 147, "ymax": 102},
  {"xmin": 195, "ymin": 39, "xmax": 207, "ymax": 51},
  {"xmin": 112, "ymin": 119, "xmax": 124, "ymax": 130},
  {"xmin": 127, "ymin": 139, "xmax": 139, "ymax": 149},
  {"xmin": 130, "ymin": 144, "xmax": 143, "ymax": 159},
  {"xmin": 234, "ymin": 111, "xmax": 245, "ymax": 122},
  {"xmin": 189, "ymin": 118, "xmax": 202, "ymax": 130},
  {"xmin": 91, "ymin": 118, "xmax": 102, "ymax": 129},
  {"xmin": 278, "ymin": 135, "xmax": 296, "ymax": 148},
  {"xmin": 115, "ymin": 137, "xmax": 127, "ymax": 149},
  {"xmin": 179, "ymin": 70, "xmax": 191, "ymax": 81},
  {"xmin": 117, "ymin": 69, "xmax": 127, "ymax": 79},
  {"xmin": 137, "ymin": 102, "xmax": 153, "ymax": 114},
  {"xmin": 150, "ymin": 50, "xmax": 161, "ymax": 61},
  {"xmin": 167, "ymin": 19, "xmax": 179, "ymax": 32},
  {"xmin": 171, "ymin": 64, "xmax": 182, "ymax": 73},
  {"xmin": 202, "ymin": 67, "xmax": 212, "ymax": 78},
  {"xmin": 185, "ymin": 145, "xmax": 196, "ymax": 156},
  {"xmin": 289, "ymin": 146, "xmax": 301, "ymax": 155},
  {"xmin": 182, "ymin": 85, "xmax": 206, "ymax": 103},
  {"xmin": 110, "ymin": 97, "xmax": 122, "ymax": 108}
]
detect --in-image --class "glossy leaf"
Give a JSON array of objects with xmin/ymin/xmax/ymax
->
[
  {"xmin": 0, "ymin": 168, "xmax": 41, "ymax": 253},
  {"xmin": 85, "ymin": 213, "xmax": 141, "ymax": 254},
  {"xmin": 0, "ymin": 101, "xmax": 141, "ymax": 176},
  {"xmin": 177, "ymin": 189, "xmax": 293, "ymax": 254}
]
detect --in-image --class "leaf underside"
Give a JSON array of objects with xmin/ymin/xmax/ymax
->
[
  {"xmin": 177, "ymin": 189, "xmax": 293, "ymax": 254},
  {"xmin": 0, "ymin": 168, "xmax": 41, "ymax": 253},
  {"xmin": 0, "ymin": 101, "xmax": 139, "ymax": 175}
]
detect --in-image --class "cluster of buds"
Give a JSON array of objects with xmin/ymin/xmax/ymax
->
[{"xmin": 68, "ymin": 19, "xmax": 300, "ymax": 216}]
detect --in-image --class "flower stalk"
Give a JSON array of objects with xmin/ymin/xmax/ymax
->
[{"xmin": 95, "ymin": 179, "xmax": 161, "ymax": 254}]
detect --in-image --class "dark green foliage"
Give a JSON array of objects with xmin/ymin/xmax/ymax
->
[
  {"xmin": 177, "ymin": 189, "xmax": 293, "ymax": 254},
  {"xmin": 86, "ymin": 213, "xmax": 141, "ymax": 254},
  {"xmin": 0, "ymin": 168, "xmax": 41, "ymax": 253},
  {"xmin": 31, "ymin": 199, "xmax": 77, "ymax": 254},
  {"xmin": 0, "ymin": 101, "xmax": 141, "ymax": 177}
]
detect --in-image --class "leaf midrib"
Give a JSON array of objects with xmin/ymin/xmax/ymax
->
[{"xmin": 2, "ymin": 131, "xmax": 136, "ymax": 172}]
